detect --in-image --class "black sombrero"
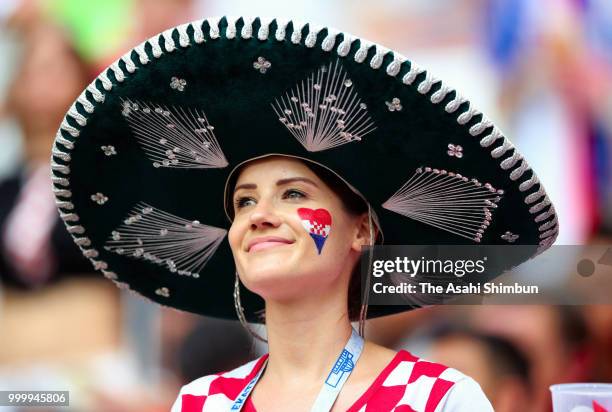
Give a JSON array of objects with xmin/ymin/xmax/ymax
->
[{"xmin": 51, "ymin": 16, "xmax": 558, "ymax": 322}]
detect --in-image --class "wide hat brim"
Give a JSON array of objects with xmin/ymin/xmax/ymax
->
[{"xmin": 51, "ymin": 16, "xmax": 558, "ymax": 322}]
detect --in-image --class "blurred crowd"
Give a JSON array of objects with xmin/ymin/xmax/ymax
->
[{"xmin": 0, "ymin": 0, "xmax": 610, "ymax": 411}]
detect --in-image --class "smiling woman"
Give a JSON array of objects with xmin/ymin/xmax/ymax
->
[{"xmin": 50, "ymin": 16, "xmax": 558, "ymax": 412}]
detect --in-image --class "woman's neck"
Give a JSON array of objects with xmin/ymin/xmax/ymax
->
[{"xmin": 262, "ymin": 288, "xmax": 353, "ymax": 387}]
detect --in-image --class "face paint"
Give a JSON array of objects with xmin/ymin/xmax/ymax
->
[{"xmin": 297, "ymin": 208, "xmax": 332, "ymax": 255}]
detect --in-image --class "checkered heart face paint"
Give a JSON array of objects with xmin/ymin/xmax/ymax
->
[{"xmin": 297, "ymin": 208, "xmax": 332, "ymax": 255}]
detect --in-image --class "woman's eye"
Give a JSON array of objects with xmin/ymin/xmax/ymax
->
[
  {"xmin": 283, "ymin": 189, "xmax": 306, "ymax": 200},
  {"xmin": 235, "ymin": 197, "xmax": 256, "ymax": 209}
]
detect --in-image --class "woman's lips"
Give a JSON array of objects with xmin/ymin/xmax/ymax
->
[{"xmin": 249, "ymin": 241, "xmax": 293, "ymax": 252}]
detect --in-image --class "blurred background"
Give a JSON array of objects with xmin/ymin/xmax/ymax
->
[{"xmin": 0, "ymin": 0, "xmax": 611, "ymax": 411}]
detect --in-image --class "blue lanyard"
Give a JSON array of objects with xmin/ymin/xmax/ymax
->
[{"xmin": 231, "ymin": 327, "xmax": 365, "ymax": 411}]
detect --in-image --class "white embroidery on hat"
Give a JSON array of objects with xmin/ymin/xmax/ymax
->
[
  {"xmin": 272, "ymin": 59, "xmax": 376, "ymax": 152},
  {"xmin": 101, "ymin": 145, "xmax": 117, "ymax": 156},
  {"xmin": 155, "ymin": 287, "xmax": 170, "ymax": 297},
  {"xmin": 105, "ymin": 202, "xmax": 227, "ymax": 278},
  {"xmin": 382, "ymin": 167, "xmax": 503, "ymax": 242},
  {"xmin": 385, "ymin": 98, "xmax": 402, "ymax": 112},
  {"xmin": 91, "ymin": 192, "xmax": 109, "ymax": 205},
  {"xmin": 120, "ymin": 99, "xmax": 228, "ymax": 169},
  {"xmin": 501, "ymin": 231, "xmax": 519, "ymax": 243},
  {"xmin": 447, "ymin": 144, "xmax": 463, "ymax": 158},
  {"xmin": 253, "ymin": 57, "xmax": 271, "ymax": 73},
  {"xmin": 169, "ymin": 77, "xmax": 187, "ymax": 91}
]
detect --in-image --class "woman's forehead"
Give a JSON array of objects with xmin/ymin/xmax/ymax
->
[{"xmin": 235, "ymin": 156, "xmax": 318, "ymax": 185}]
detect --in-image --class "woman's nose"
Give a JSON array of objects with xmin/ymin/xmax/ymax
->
[{"xmin": 249, "ymin": 199, "xmax": 282, "ymax": 230}]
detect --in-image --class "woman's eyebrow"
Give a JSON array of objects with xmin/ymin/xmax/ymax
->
[
  {"xmin": 276, "ymin": 177, "xmax": 319, "ymax": 188},
  {"xmin": 233, "ymin": 183, "xmax": 256, "ymax": 193},
  {"xmin": 233, "ymin": 177, "xmax": 318, "ymax": 193}
]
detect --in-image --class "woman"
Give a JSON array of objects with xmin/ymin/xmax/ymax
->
[
  {"xmin": 171, "ymin": 154, "xmax": 496, "ymax": 410},
  {"xmin": 50, "ymin": 16, "xmax": 558, "ymax": 411}
]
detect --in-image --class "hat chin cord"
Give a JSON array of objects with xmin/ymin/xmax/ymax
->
[{"xmin": 233, "ymin": 204, "xmax": 376, "ymax": 343}]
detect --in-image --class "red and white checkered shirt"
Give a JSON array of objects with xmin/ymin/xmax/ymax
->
[{"xmin": 171, "ymin": 350, "xmax": 493, "ymax": 411}]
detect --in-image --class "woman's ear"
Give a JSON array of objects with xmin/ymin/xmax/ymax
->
[{"xmin": 351, "ymin": 212, "xmax": 376, "ymax": 253}]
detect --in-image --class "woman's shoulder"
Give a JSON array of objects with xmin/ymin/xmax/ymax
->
[
  {"xmin": 354, "ymin": 346, "xmax": 493, "ymax": 412},
  {"xmin": 170, "ymin": 354, "xmax": 268, "ymax": 412}
]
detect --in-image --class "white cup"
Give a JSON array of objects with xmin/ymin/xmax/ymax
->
[{"xmin": 550, "ymin": 383, "xmax": 612, "ymax": 412}]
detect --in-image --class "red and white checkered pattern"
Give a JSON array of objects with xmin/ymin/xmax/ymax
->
[
  {"xmin": 309, "ymin": 221, "xmax": 331, "ymax": 237},
  {"xmin": 171, "ymin": 350, "xmax": 476, "ymax": 412}
]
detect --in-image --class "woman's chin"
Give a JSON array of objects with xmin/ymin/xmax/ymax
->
[{"xmin": 241, "ymin": 266, "xmax": 311, "ymax": 296}]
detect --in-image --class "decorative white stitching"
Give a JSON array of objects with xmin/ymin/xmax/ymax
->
[
  {"xmin": 90, "ymin": 259, "xmax": 107, "ymax": 270},
  {"xmin": 382, "ymin": 167, "xmax": 503, "ymax": 243},
  {"xmin": 82, "ymin": 248, "xmax": 99, "ymax": 258},
  {"xmin": 110, "ymin": 62, "xmax": 125, "ymax": 82},
  {"xmin": 61, "ymin": 213, "xmax": 79, "ymax": 222},
  {"xmin": 305, "ymin": 26, "xmax": 321, "ymax": 48},
  {"xmin": 56, "ymin": 200, "xmax": 74, "ymax": 210},
  {"xmin": 61, "ymin": 121, "xmax": 79, "ymax": 138},
  {"xmin": 241, "ymin": 16, "xmax": 255, "ymax": 39},
  {"xmin": 457, "ymin": 105, "xmax": 479, "ymax": 125},
  {"xmin": 52, "ymin": 147, "xmax": 71, "ymax": 162},
  {"xmin": 430, "ymin": 84, "xmax": 451, "ymax": 104},
  {"xmin": 354, "ymin": 40, "xmax": 373, "ymax": 63},
  {"xmin": 272, "ymin": 60, "xmax": 376, "ymax": 152},
  {"xmin": 370, "ymin": 47, "xmax": 388, "ymax": 69},
  {"xmin": 322, "ymin": 30, "xmax": 338, "ymax": 52},
  {"xmin": 491, "ymin": 139, "xmax": 513, "ymax": 159},
  {"xmin": 68, "ymin": 225, "xmax": 85, "ymax": 234},
  {"xmin": 535, "ymin": 206, "xmax": 556, "ymax": 223},
  {"xmin": 539, "ymin": 228, "xmax": 557, "ymax": 239},
  {"xmin": 55, "ymin": 132, "xmax": 74, "ymax": 149},
  {"xmin": 469, "ymin": 117, "xmax": 494, "ymax": 136},
  {"xmin": 529, "ymin": 197, "xmax": 550, "ymax": 214},
  {"xmin": 386, "ymin": 57, "xmax": 404, "ymax": 77},
  {"xmin": 519, "ymin": 174, "xmax": 539, "ymax": 191},
  {"xmin": 537, "ymin": 235, "xmax": 556, "ymax": 252},
  {"xmin": 53, "ymin": 188, "xmax": 72, "ymax": 198},
  {"xmin": 417, "ymin": 73, "xmax": 438, "ymax": 94},
  {"xmin": 52, "ymin": 176, "xmax": 69, "ymax": 187},
  {"xmin": 162, "ymin": 29, "xmax": 176, "ymax": 51},
  {"xmin": 480, "ymin": 127, "xmax": 503, "ymax": 147},
  {"xmin": 121, "ymin": 98, "xmax": 229, "ymax": 169},
  {"xmin": 177, "ymin": 23, "xmax": 190, "ymax": 47},
  {"xmin": 257, "ymin": 17, "xmax": 272, "ymax": 40},
  {"xmin": 192, "ymin": 20, "xmax": 205, "ymax": 43},
  {"xmin": 444, "ymin": 95, "xmax": 467, "ymax": 113},
  {"xmin": 87, "ymin": 83, "xmax": 105, "ymax": 103},
  {"xmin": 337, "ymin": 35, "xmax": 354, "ymax": 57},
  {"xmin": 539, "ymin": 216, "xmax": 557, "ymax": 231},
  {"xmin": 524, "ymin": 187, "xmax": 545, "ymax": 204},
  {"xmin": 102, "ymin": 270, "xmax": 117, "ymax": 280},
  {"xmin": 149, "ymin": 38, "xmax": 163, "ymax": 58},
  {"xmin": 510, "ymin": 160, "xmax": 529, "ymax": 180},
  {"xmin": 68, "ymin": 105, "xmax": 87, "ymax": 126},
  {"xmin": 275, "ymin": 18, "xmax": 289, "ymax": 41},
  {"xmin": 501, "ymin": 152, "xmax": 522, "ymax": 170},
  {"xmin": 121, "ymin": 52, "xmax": 136, "ymax": 73},
  {"xmin": 208, "ymin": 17, "xmax": 221, "ymax": 39},
  {"xmin": 75, "ymin": 237, "xmax": 91, "ymax": 246},
  {"xmin": 225, "ymin": 17, "xmax": 237, "ymax": 39},
  {"xmin": 99, "ymin": 72, "xmax": 113, "ymax": 91},
  {"xmin": 51, "ymin": 161, "xmax": 70, "ymax": 175},
  {"xmin": 134, "ymin": 42, "xmax": 150, "ymax": 65},
  {"xmin": 402, "ymin": 63, "xmax": 425, "ymax": 85},
  {"xmin": 291, "ymin": 21, "xmax": 305, "ymax": 44}
]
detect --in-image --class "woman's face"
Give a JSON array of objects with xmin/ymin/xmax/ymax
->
[{"xmin": 228, "ymin": 156, "xmax": 366, "ymax": 301}]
